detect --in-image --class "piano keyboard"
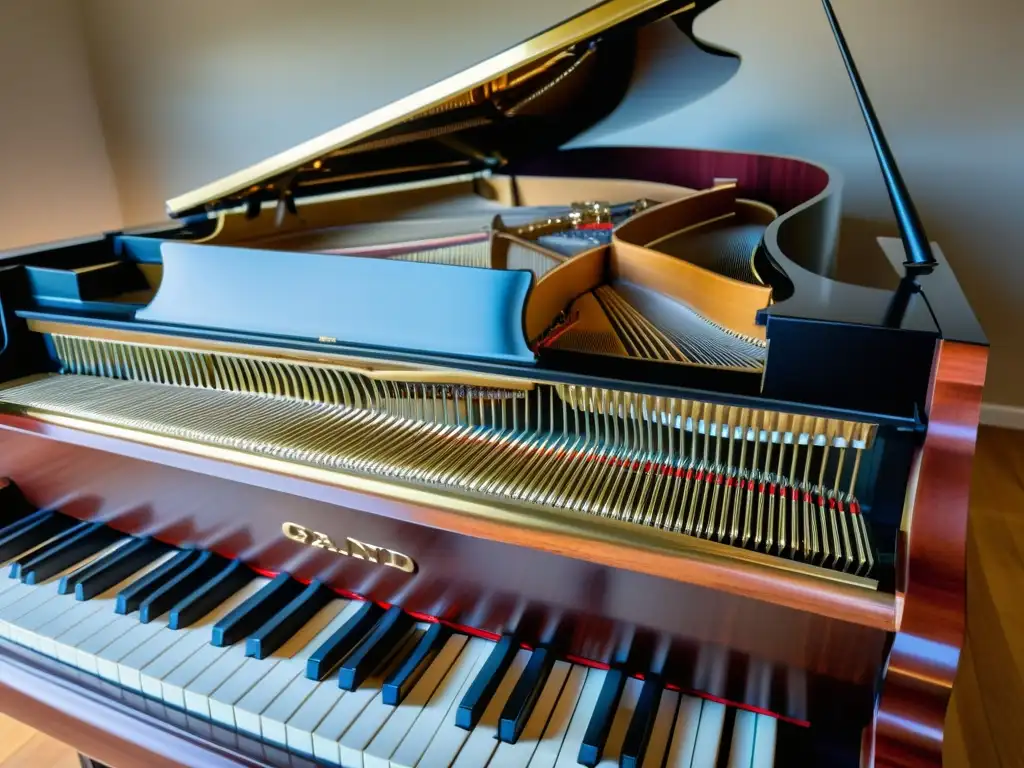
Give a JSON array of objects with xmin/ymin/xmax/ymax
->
[{"xmin": 0, "ymin": 508, "xmax": 802, "ymax": 767}]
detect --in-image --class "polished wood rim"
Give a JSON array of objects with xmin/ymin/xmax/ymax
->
[{"xmin": 874, "ymin": 340, "xmax": 988, "ymax": 767}]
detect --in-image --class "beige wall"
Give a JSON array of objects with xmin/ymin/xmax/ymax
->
[
  {"xmin": 0, "ymin": 0, "xmax": 121, "ymax": 250},
  {"xmin": 68, "ymin": 0, "xmax": 1024, "ymax": 406}
]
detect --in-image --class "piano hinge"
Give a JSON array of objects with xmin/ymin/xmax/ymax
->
[
  {"xmin": 244, "ymin": 194, "xmax": 261, "ymax": 220},
  {"xmin": 242, "ymin": 171, "xmax": 300, "ymax": 226},
  {"xmin": 274, "ymin": 171, "xmax": 300, "ymax": 227}
]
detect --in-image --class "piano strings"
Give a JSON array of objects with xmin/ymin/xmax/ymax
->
[
  {"xmin": 336, "ymin": 193, "xmax": 771, "ymax": 372},
  {"xmin": 14, "ymin": 332, "xmax": 878, "ymax": 580}
]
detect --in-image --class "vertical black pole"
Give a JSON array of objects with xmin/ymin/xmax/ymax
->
[{"xmin": 821, "ymin": 0, "xmax": 936, "ymax": 276}]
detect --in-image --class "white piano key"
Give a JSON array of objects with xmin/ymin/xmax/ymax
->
[
  {"xmin": 75, "ymin": 607, "xmax": 149, "ymax": 676},
  {"xmin": 139, "ymin": 579, "xmax": 266, "ymax": 699},
  {"xmin": 116, "ymin": 616, "xmax": 189, "ymax": 691},
  {"xmin": 182, "ymin": 642, "xmax": 249, "ymax": 717},
  {"xmin": 0, "ymin": 578, "xmax": 28, "ymax": 609},
  {"xmin": 409, "ymin": 638, "xmax": 501, "ymax": 768},
  {"xmin": 124, "ymin": 581, "xmax": 264, "ymax": 696},
  {"xmin": 389, "ymin": 636, "xmax": 493, "ymax": 768},
  {"xmin": 727, "ymin": 710, "xmax": 757, "ymax": 768},
  {"xmin": 208, "ymin": 599, "xmax": 345, "ymax": 728},
  {"xmin": 311, "ymin": 630, "xmax": 421, "ymax": 765},
  {"xmin": 160, "ymin": 577, "xmax": 271, "ymax": 708},
  {"xmin": 310, "ymin": 682, "xmax": 380, "ymax": 764},
  {"xmin": 29, "ymin": 595, "xmax": 110, "ymax": 657},
  {"xmin": 451, "ymin": 647, "xmax": 531, "ymax": 768},
  {"xmin": 286, "ymin": 679, "xmax": 349, "ymax": 756},
  {"xmin": 4, "ymin": 588, "xmax": 70, "ymax": 645},
  {"xmin": 596, "ymin": 675, "xmax": 642, "ymax": 768},
  {"xmin": 233, "ymin": 600, "xmax": 352, "ymax": 736},
  {"xmin": 52, "ymin": 606, "xmax": 118, "ymax": 666},
  {"xmin": 690, "ymin": 701, "xmax": 727, "ymax": 768},
  {"xmin": 0, "ymin": 585, "xmax": 53, "ymax": 639},
  {"xmin": 552, "ymin": 668, "xmax": 608, "ymax": 768},
  {"xmin": 491, "ymin": 659, "xmax": 572, "ymax": 768},
  {"xmin": 260, "ymin": 601, "xmax": 357, "ymax": 746},
  {"xmin": 526, "ymin": 664, "xmax": 588, "ymax": 768},
  {"xmin": 0, "ymin": 578, "xmax": 45, "ymax": 616},
  {"xmin": 50, "ymin": 550, "xmax": 180, "ymax": 667},
  {"xmin": 751, "ymin": 714, "xmax": 777, "ymax": 768},
  {"xmin": 640, "ymin": 689, "xmax": 681, "ymax": 768},
  {"xmin": 0, "ymin": 539, "xmax": 129, "ymax": 644},
  {"xmin": 663, "ymin": 695, "xmax": 703, "ymax": 768},
  {"xmin": 249, "ymin": 597, "xmax": 365, "ymax": 742},
  {"xmin": 6, "ymin": 542, "xmax": 130, "ymax": 649},
  {"xmin": 95, "ymin": 613, "xmax": 171, "ymax": 682},
  {"xmin": 48, "ymin": 586, "xmax": 153, "ymax": 663},
  {"xmin": 358, "ymin": 633, "xmax": 468, "ymax": 768},
  {"xmin": 260, "ymin": 672, "xmax": 322, "ymax": 747}
]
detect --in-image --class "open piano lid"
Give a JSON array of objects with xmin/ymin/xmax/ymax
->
[{"xmin": 164, "ymin": 0, "xmax": 698, "ymax": 219}]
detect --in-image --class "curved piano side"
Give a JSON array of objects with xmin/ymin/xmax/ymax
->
[
  {"xmin": 514, "ymin": 146, "xmax": 835, "ymax": 233},
  {"xmin": 870, "ymin": 340, "xmax": 987, "ymax": 768},
  {"xmin": 513, "ymin": 146, "xmax": 932, "ymax": 329}
]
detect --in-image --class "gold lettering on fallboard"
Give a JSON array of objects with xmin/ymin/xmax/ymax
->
[
  {"xmin": 346, "ymin": 538, "xmax": 381, "ymax": 563},
  {"xmin": 380, "ymin": 550, "xmax": 416, "ymax": 573},
  {"xmin": 280, "ymin": 523, "xmax": 417, "ymax": 573},
  {"xmin": 281, "ymin": 522, "xmax": 309, "ymax": 543},
  {"xmin": 310, "ymin": 531, "xmax": 339, "ymax": 552}
]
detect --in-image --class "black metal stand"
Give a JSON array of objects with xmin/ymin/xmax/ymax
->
[{"xmin": 78, "ymin": 754, "xmax": 113, "ymax": 768}]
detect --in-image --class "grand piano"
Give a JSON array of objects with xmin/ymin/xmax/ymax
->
[{"xmin": 0, "ymin": 1, "xmax": 986, "ymax": 766}]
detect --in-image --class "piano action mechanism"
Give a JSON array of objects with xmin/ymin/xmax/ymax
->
[{"xmin": 0, "ymin": 0, "xmax": 986, "ymax": 766}]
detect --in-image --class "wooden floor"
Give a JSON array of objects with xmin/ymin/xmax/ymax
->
[
  {"xmin": 0, "ymin": 713, "xmax": 78, "ymax": 767},
  {"xmin": 0, "ymin": 426, "xmax": 1021, "ymax": 767},
  {"xmin": 944, "ymin": 425, "xmax": 1024, "ymax": 768}
]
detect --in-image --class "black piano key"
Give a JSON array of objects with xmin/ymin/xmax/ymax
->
[
  {"xmin": 773, "ymin": 718, "xmax": 856, "ymax": 767},
  {"xmin": 0, "ymin": 508, "xmax": 50, "ymax": 540},
  {"xmin": 245, "ymin": 579, "xmax": 334, "ymax": 660},
  {"xmin": 619, "ymin": 677, "xmax": 663, "ymax": 768},
  {"xmin": 115, "ymin": 548, "xmax": 198, "ymax": 615},
  {"xmin": 10, "ymin": 518, "xmax": 97, "ymax": 579},
  {"xmin": 338, "ymin": 605, "xmax": 415, "ymax": 691},
  {"xmin": 168, "ymin": 559, "xmax": 253, "ymax": 630},
  {"xmin": 306, "ymin": 601, "xmax": 383, "ymax": 681},
  {"xmin": 211, "ymin": 572, "xmax": 304, "ymax": 647},
  {"xmin": 17, "ymin": 522, "xmax": 124, "ymax": 585},
  {"xmin": 578, "ymin": 668, "xmax": 627, "ymax": 767},
  {"xmin": 62, "ymin": 536, "xmax": 170, "ymax": 600},
  {"xmin": 382, "ymin": 621, "xmax": 450, "ymax": 706},
  {"xmin": 713, "ymin": 707, "xmax": 737, "ymax": 768},
  {"xmin": 456, "ymin": 634, "xmax": 518, "ymax": 730},
  {"xmin": 0, "ymin": 478, "xmax": 33, "ymax": 525},
  {"xmin": 499, "ymin": 645, "xmax": 556, "ymax": 743},
  {"xmin": 139, "ymin": 550, "xmax": 229, "ymax": 624},
  {"xmin": 0, "ymin": 510, "xmax": 76, "ymax": 565}
]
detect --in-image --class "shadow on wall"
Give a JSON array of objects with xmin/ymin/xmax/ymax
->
[{"xmin": 831, "ymin": 217, "xmax": 903, "ymax": 291}]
